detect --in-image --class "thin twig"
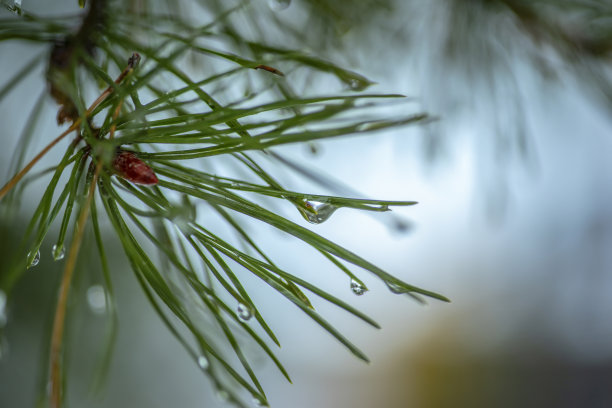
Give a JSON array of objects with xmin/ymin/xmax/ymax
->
[
  {"xmin": 49, "ymin": 160, "xmax": 102, "ymax": 408},
  {"xmin": 0, "ymin": 53, "xmax": 140, "ymax": 201},
  {"xmin": 0, "ymin": 122, "xmax": 80, "ymax": 201}
]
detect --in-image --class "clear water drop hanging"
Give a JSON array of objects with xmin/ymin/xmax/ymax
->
[
  {"xmin": 197, "ymin": 355, "xmax": 209, "ymax": 370},
  {"xmin": 386, "ymin": 282, "xmax": 405, "ymax": 294},
  {"xmin": 268, "ymin": 0, "xmax": 290, "ymax": 11},
  {"xmin": 86, "ymin": 285, "xmax": 107, "ymax": 314},
  {"xmin": 236, "ymin": 303, "xmax": 252, "ymax": 322},
  {"xmin": 52, "ymin": 244, "xmax": 65, "ymax": 261},
  {"xmin": 350, "ymin": 279, "xmax": 367, "ymax": 296},
  {"xmin": 298, "ymin": 200, "xmax": 338, "ymax": 224},
  {"xmin": 27, "ymin": 250, "xmax": 40, "ymax": 268}
]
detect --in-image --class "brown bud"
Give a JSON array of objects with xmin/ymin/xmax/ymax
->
[{"xmin": 112, "ymin": 150, "xmax": 158, "ymax": 185}]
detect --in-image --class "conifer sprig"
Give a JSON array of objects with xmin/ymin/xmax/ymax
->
[{"xmin": 0, "ymin": 2, "xmax": 448, "ymax": 407}]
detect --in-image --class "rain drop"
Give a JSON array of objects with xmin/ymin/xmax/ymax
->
[
  {"xmin": 197, "ymin": 355, "xmax": 209, "ymax": 370},
  {"xmin": 348, "ymin": 78, "xmax": 370, "ymax": 91},
  {"xmin": 8, "ymin": 0, "xmax": 22, "ymax": 15},
  {"xmin": 298, "ymin": 200, "xmax": 338, "ymax": 224},
  {"xmin": 52, "ymin": 244, "xmax": 65, "ymax": 261},
  {"xmin": 252, "ymin": 397, "xmax": 268, "ymax": 407},
  {"xmin": 0, "ymin": 290, "xmax": 7, "ymax": 328},
  {"xmin": 27, "ymin": 250, "xmax": 40, "ymax": 268},
  {"xmin": 350, "ymin": 280, "xmax": 367, "ymax": 296},
  {"xmin": 268, "ymin": 0, "xmax": 290, "ymax": 11},
  {"xmin": 215, "ymin": 388, "xmax": 230, "ymax": 402},
  {"xmin": 236, "ymin": 303, "xmax": 252, "ymax": 322},
  {"xmin": 386, "ymin": 282, "xmax": 405, "ymax": 294},
  {"xmin": 86, "ymin": 285, "xmax": 107, "ymax": 314}
]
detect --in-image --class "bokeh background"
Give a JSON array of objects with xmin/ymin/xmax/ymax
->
[{"xmin": 2, "ymin": 0, "xmax": 612, "ymax": 407}]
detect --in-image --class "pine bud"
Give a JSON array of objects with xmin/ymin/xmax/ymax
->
[{"xmin": 112, "ymin": 150, "xmax": 158, "ymax": 185}]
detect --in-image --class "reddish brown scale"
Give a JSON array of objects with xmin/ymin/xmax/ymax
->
[
  {"xmin": 254, "ymin": 64, "xmax": 285, "ymax": 77},
  {"xmin": 112, "ymin": 150, "xmax": 158, "ymax": 185}
]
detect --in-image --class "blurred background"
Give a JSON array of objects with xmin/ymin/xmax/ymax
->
[{"xmin": 1, "ymin": 0, "xmax": 612, "ymax": 407}]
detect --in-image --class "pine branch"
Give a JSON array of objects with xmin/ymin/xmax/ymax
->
[{"xmin": 0, "ymin": 2, "xmax": 449, "ymax": 407}]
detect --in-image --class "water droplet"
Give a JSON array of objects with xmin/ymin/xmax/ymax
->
[
  {"xmin": 298, "ymin": 200, "xmax": 338, "ymax": 224},
  {"xmin": 51, "ymin": 244, "xmax": 65, "ymax": 261},
  {"xmin": 252, "ymin": 397, "xmax": 268, "ymax": 407},
  {"xmin": 355, "ymin": 123, "xmax": 373, "ymax": 132},
  {"xmin": 236, "ymin": 303, "xmax": 252, "ymax": 322},
  {"xmin": 348, "ymin": 78, "xmax": 370, "ymax": 91},
  {"xmin": 350, "ymin": 280, "xmax": 367, "ymax": 296},
  {"xmin": 27, "ymin": 250, "xmax": 40, "ymax": 268},
  {"xmin": 215, "ymin": 388, "xmax": 230, "ymax": 402},
  {"xmin": 268, "ymin": 0, "xmax": 290, "ymax": 11},
  {"xmin": 197, "ymin": 355, "xmax": 209, "ymax": 370},
  {"xmin": 0, "ymin": 290, "xmax": 7, "ymax": 328},
  {"xmin": 86, "ymin": 285, "xmax": 107, "ymax": 314},
  {"xmin": 8, "ymin": 0, "xmax": 22, "ymax": 15},
  {"xmin": 386, "ymin": 282, "xmax": 405, "ymax": 294}
]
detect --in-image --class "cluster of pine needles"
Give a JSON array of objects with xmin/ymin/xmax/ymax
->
[{"xmin": 0, "ymin": 1, "xmax": 448, "ymax": 407}]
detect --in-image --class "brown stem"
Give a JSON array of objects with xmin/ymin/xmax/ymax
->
[{"xmin": 49, "ymin": 160, "xmax": 103, "ymax": 408}]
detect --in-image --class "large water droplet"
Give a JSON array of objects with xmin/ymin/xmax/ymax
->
[
  {"xmin": 268, "ymin": 0, "xmax": 290, "ymax": 11},
  {"xmin": 27, "ymin": 250, "xmax": 40, "ymax": 268},
  {"xmin": 298, "ymin": 200, "xmax": 338, "ymax": 224},
  {"xmin": 86, "ymin": 285, "xmax": 107, "ymax": 314},
  {"xmin": 386, "ymin": 282, "xmax": 405, "ymax": 294},
  {"xmin": 52, "ymin": 244, "xmax": 65, "ymax": 261},
  {"xmin": 197, "ymin": 355, "xmax": 209, "ymax": 370},
  {"xmin": 0, "ymin": 290, "xmax": 7, "ymax": 328},
  {"xmin": 350, "ymin": 279, "xmax": 367, "ymax": 296},
  {"xmin": 236, "ymin": 303, "xmax": 252, "ymax": 322}
]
